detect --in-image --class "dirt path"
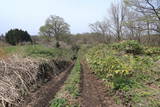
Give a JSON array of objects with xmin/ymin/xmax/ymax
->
[
  {"xmin": 19, "ymin": 63, "xmax": 74, "ymax": 107},
  {"xmin": 80, "ymin": 62, "xmax": 123, "ymax": 107}
]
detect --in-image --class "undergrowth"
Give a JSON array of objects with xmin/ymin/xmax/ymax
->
[{"xmin": 85, "ymin": 40, "xmax": 160, "ymax": 106}]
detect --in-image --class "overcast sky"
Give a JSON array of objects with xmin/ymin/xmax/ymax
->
[{"xmin": 0, "ymin": 0, "xmax": 113, "ymax": 35}]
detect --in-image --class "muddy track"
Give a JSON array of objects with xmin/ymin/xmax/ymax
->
[
  {"xmin": 18, "ymin": 63, "xmax": 74, "ymax": 107},
  {"xmin": 80, "ymin": 62, "xmax": 123, "ymax": 107}
]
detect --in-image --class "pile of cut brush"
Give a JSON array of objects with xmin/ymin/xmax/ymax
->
[
  {"xmin": 0, "ymin": 55, "xmax": 71, "ymax": 107},
  {"xmin": 0, "ymin": 55, "xmax": 39, "ymax": 107}
]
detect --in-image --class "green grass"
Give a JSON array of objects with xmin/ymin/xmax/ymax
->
[
  {"xmin": 50, "ymin": 60, "xmax": 81, "ymax": 107},
  {"xmin": 2, "ymin": 45, "xmax": 73, "ymax": 60},
  {"xmin": 50, "ymin": 98, "xmax": 68, "ymax": 107},
  {"xmin": 85, "ymin": 41, "xmax": 160, "ymax": 106}
]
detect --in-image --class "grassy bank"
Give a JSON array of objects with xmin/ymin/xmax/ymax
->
[
  {"xmin": 85, "ymin": 40, "xmax": 160, "ymax": 106},
  {"xmin": 1, "ymin": 45, "xmax": 73, "ymax": 60}
]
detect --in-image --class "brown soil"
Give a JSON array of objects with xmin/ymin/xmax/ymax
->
[
  {"xmin": 18, "ymin": 63, "xmax": 74, "ymax": 107},
  {"xmin": 80, "ymin": 62, "xmax": 123, "ymax": 107}
]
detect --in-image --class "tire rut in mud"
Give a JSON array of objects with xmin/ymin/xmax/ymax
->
[
  {"xmin": 19, "ymin": 63, "xmax": 74, "ymax": 107},
  {"xmin": 80, "ymin": 62, "xmax": 122, "ymax": 107}
]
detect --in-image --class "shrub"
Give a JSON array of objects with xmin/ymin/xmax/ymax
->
[
  {"xmin": 112, "ymin": 75, "xmax": 133, "ymax": 91},
  {"xmin": 124, "ymin": 40, "xmax": 143, "ymax": 54},
  {"xmin": 71, "ymin": 45, "xmax": 80, "ymax": 53},
  {"xmin": 71, "ymin": 45, "xmax": 80, "ymax": 60},
  {"xmin": 111, "ymin": 40, "xmax": 143, "ymax": 54},
  {"xmin": 55, "ymin": 41, "xmax": 60, "ymax": 48},
  {"xmin": 5, "ymin": 29, "xmax": 32, "ymax": 45}
]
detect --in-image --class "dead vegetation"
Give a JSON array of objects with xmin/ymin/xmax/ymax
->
[
  {"xmin": 0, "ymin": 55, "xmax": 39, "ymax": 107},
  {"xmin": 0, "ymin": 49, "xmax": 6, "ymax": 58},
  {"xmin": 0, "ymin": 55, "xmax": 71, "ymax": 107}
]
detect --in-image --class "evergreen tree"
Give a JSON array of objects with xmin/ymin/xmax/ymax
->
[{"xmin": 5, "ymin": 29, "xmax": 32, "ymax": 45}]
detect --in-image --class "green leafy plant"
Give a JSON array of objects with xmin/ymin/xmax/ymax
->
[
  {"xmin": 111, "ymin": 40, "xmax": 143, "ymax": 54},
  {"xmin": 144, "ymin": 47, "xmax": 160, "ymax": 55},
  {"xmin": 51, "ymin": 98, "xmax": 67, "ymax": 107},
  {"xmin": 85, "ymin": 43, "xmax": 160, "ymax": 106}
]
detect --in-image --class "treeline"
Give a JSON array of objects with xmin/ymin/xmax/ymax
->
[
  {"xmin": 1, "ymin": 0, "xmax": 159, "ymax": 46},
  {"xmin": 89, "ymin": 0, "xmax": 160, "ymax": 46},
  {"xmin": 37, "ymin": 0, "xmax": 160, "ymax": 46}
]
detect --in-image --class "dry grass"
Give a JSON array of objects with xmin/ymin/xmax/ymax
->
[
  {"xmin": 0, "ymin": 48, "xmax": 6, "ymax": 58},
  {"xmin": 0, "ymin": 55, "xmax": 39, "ymax": 107},
  {"xmin": 0, "ymin": 55, "xmax": 71, "ymax": 107},
  {"xmin": 0, "ymin": 41, "xmax": 9, "ymax": 47}
]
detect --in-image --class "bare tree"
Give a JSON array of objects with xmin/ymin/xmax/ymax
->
[
  {"xmin": 123, "ymin": 9, "xmax": 137, "ymax": 40},
  {"xmin": 89, "ymin": 20, "xmax": 112, "ymax": 43},
  {"xmin": 109, "ymin": 2, "xmax": 126, "ymax": 41},
  {"xmin": 123, "ymin": 7, "xmax": 148, "ymax": 42},
  {"xmin": 39, "ymin": 25, "xmax": 52, "ymax": 39},
  {"xmin": 39, "ymin": 15, "xmax": 70, "ymax": 41},
  {"xmin": 89, "ymin": 21, "xmax": 108, "ymax": 36},
  {"xmin": 124, "ymin": 0, "xmax": 160, "ymax": 33},
  {"xmin": 90, "ymin": 1, "xmax": 127, "ymax": 42}
]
